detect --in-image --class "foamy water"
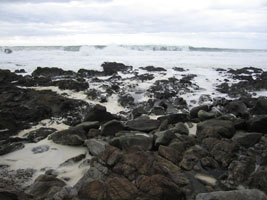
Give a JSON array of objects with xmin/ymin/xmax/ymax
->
[{"xmin": 0, "ymin": 45, "xmax": 266, "ymax": 73}]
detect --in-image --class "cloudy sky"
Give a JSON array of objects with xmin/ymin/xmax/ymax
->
[{"xmin": 0, "ymin": 0, "xmax": 266, "ymax": 49}]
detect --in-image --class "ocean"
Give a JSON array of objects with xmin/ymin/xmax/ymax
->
[{"xmin": 0, "ymin": 45, "xmax": 267, "ymax": 73}]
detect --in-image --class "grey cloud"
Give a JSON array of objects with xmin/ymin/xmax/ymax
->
[{"xmin": 0, "ymin": 0, "xmax": 111, "ymax": 3}]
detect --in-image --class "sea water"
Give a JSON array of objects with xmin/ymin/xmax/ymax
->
[{"xmin": 0, "ymin": 45, "xmax": 266, "ymax": 73}]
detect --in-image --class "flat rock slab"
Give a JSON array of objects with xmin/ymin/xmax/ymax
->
[
  {"xmin": 196, "ymin": 189, "xmax": 267, "ymax": 200},
  {"xmin": 125, "ymin": 119, "xmax": 160, "ymax": 132}
]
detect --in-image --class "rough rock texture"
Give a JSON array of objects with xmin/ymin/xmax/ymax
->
[
  {"xmin": 196, "ymin": 189, "xmax": 267, "ymax": 200},
  {"xmin": 125, "ymin": 118, "xmax": 160, "ymax": 132},
  {"xmin": 26, "ymin": 175, "xmax": 66, "ymax": 200}
]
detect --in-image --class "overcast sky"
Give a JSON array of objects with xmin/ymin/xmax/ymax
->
[{"xmin": 0, "ymin": 0, "xmax": 266, "ymax": 49}]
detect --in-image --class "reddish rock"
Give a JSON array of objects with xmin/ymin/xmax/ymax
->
[
  {"xmin": 107, "ymin": 177, "xmax": 138, "ymax": 200},
  {"xmin": 78, "ymin": 180, "xmax": 106, "ymax": 200},
  {"xmin": 158, "ymin": 145, "xmax": 182, "ymax": 164},
  {"xmin": 136, "ymin": 174, "xmax": 185, "ymax": 200}
]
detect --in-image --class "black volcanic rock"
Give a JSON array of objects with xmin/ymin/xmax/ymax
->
[
  {"xmin": 0, "ymin": 84, "xmax": 89, "ymax": 140},
  {"xmin": 101, "ymin": 62, "xmax": 132, "ymax": 75},
  {"xmin": 32, "ymin": 67, "xmax": 76, "ymax": 78},
  {"xmin": 54, "ymin": 79, "xmax": 89, "ymax": 91},
  {"xmin": 84, "ymin": 104, "xmax": 116, "ymax": 123},
  {"xmin": 125, "ymin": 118, "xmax": 160, "ymax": 132},
  {"xmin": 140, "ymin": 66, "xmax": 167, "ymax": 72}
]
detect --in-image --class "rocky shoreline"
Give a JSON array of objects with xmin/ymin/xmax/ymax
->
[{"xmin": 1, "ymin": 62, "xmax": 267, "ymax": 200}]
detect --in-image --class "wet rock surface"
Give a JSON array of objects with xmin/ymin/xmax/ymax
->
[{"xmin": 1, "ymin": 65, "xmax": 267, "ymax": 200}]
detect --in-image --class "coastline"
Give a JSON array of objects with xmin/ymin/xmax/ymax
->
[{"xmin": 1, "ymin": 62, "xmax": 267, "ymax": 199}]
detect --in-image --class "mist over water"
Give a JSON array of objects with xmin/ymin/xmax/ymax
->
[{"xmin": 0, "ymin": 45, "xmax": 267, "ymax": 73}]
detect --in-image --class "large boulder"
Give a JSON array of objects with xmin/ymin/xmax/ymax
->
[
  {"xmin": 101, "ymin": 120, "xmax": 124, "ymax": 136},
  {"xmin": 32, "ymin": 67, "xmax": 75, "ymax": 78},
  {"xmin": 54, "ymin": 79, "xmax": 89, "ymax": 92},
  {"xmin": 136, "ymin": 174, "xmax": 185, "ymax": 200},
  {"xmin": 225, "ymin": 100, "xmax": 249, "ymax": 118},
  {"xmin": 125, "ymin": 119, "xmax": 160, "ymax": 132},
  {"xmin": 158, "ymin": 145, "xmax": 182, "ymax": 165},
  {"xmin": 110, "ymin": 134, "xmax": 153, "ymax": 151},
  {"xmin": 86, "ymin": 139, "xmax": 108, "ymax": 156},
  {"xmin": 84, "ymin": 104, "xmax": 115, "ymax": 123},
  {"xmin": 196, "ymin": 189, "xmax": 267, "ymax": 200},
  {"xmin": 27, "ymin": 128, "xmax": 57, "ymax": 142},
  {"xmin": 140, "ymin": 66, "xmax": 167, "ymax": 72},
  {"xmin": 251, "ymin": 97, "xmax": 267, "ymax": 115},
  {"xmin": 101, "ymin": 62, "xmax": 132, "ymax": 75},
  {"xmin": 26, "ymin": 175, "xmax": 66, "ymax": 200},
  {"xmin": 49, "ymin": 127, "xmax": 86, "ymax": 146},
  {"xmin": 78, "ymin": 177, "xmax": 137, "ymax": 200},
  {"xmin": 197, "ymin": 119, "xmax": 235, "ymax": 140},
  {"xmin": 232, "ymin": 131, "xmax": 262, "ymax": 147},
  {"xmin": 248, "ymin": 115, "xmax": 267, "ymax": 134},
  {"xmin": 209, "ymin": 140, "xmax": 239, "ymax": 168}
]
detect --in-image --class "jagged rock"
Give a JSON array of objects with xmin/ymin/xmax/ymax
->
[
  {"xmin": 106, "ymin": 177, "xmax": 138, "ymax": 200},
  {"xmin": 0, "ymin": 84, "xmax": 89, "ymax": 139},
  {"xmin": 84, "ymin": 104, "xmax": 115, "ymax": 123},
  {"xmin": 125, "ymin": 118, "xmax": 160, "ymax": 132},
  {"xmin": 174, "ymin": 122, "xmax": 189, "ymax": 135},
  {"xmin": 232, "ymin": 131, "xmax": 262, "ymax": 147},
  {"xmin": 75, "ymin": 160, "xmax": 109, "ymax": 190},
  {"xmin": 59, "ymin": 154, "xmax": 86, "ymax": 167},
  {"xmin": 200, "ymin": 157, "xmax": 219, "ymax": 169},
  {"xmin": 0, "ymin": 69, "xmax": 21, "ymax": 83},
  {"xmin": 227, "ymin": 157, "xmax": 255, "ymax": 185},
  {"xmin": 196, "ymin": 189, "xmax": 267, "ymax": 200},
  {"xmin": 49, "ymin": 127, "xmax": 86, "ymax": 146},
  {"xmin": 26, "ymin": 175, "xmax": 66, "ymax": 200},
  {"xmin": 78, "ymin": 177, "xmax": 137, "ymax": 200},
  {"xmin": 54, "ymin": 79, "xmax": 89, "ymax": 92},
  {"xmin": 78, "ymin": 180, "xmax": 106, "ymax": 200},
  {"xmin": 110, "ymin": 134, "xmax": 153, "ymax": 151},
  {"xmin": 140, "ymin": 66, "xmax": 167, "ymax": 72},
  {"xmin": 210, "ymin": 140, "xmax": 239, "ymax": 168},
  {"xmin": 197, "ymin": 119, "xmax": 235, "ymax": 140},
  {"xmin": 101, "ymin": 62, "xmax": 132, "ymax": 75},
  {"xmin": 101, "ymin": 120, "xmax": 124, "ymax": 136},
  {"xmin": 158, "ymin": 145, "xmax": 182, "ymax": 164},
  {"xmin": 32, "ymin": 67, "xmax": 75, "ymax": 78},
  {"xmin": 180, "ymin": 146, "xmax": 207, "ymax": 170},
  {"xmin": 118, "ymin": 94, "xmax": 135, "ymax": 107},
  {"xmin": 78, "ymin": 68, "xmax": 104, "ymax": 77},
  {"xmin": 173, "ymin": 67, "xmax": 186, "ymax": 72},
  {"xmin": 113, "ymin": 147, "xmax": 155, "ymax": 181},
  {"xmin": 136, "ymin": 174, "xmax": 185, "ymax": 200},
  {"xmin": 248, "ymin": 115, "xmax": 267, "ymax": 134},
  {"xmin": 154, "ymin": 130, "xmax": 177, "ymax": 147},
  {"xmin": 27, "ymin": 128, "xmax": 57, "ymax": 142},
  {"xmin": 86, "ymin": 139, "xmax": 108, "ymax": 156}
]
